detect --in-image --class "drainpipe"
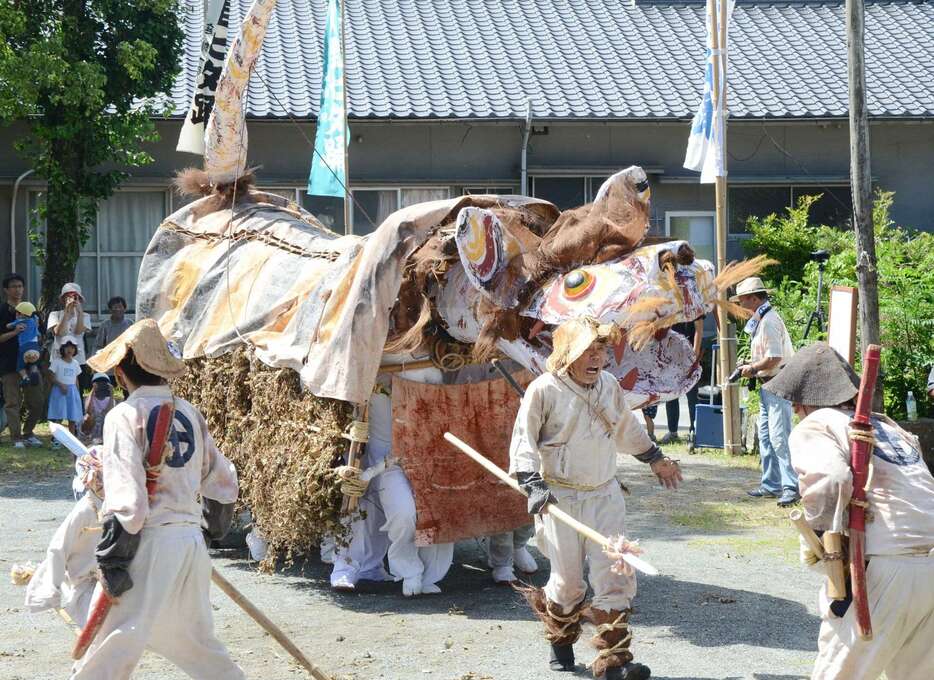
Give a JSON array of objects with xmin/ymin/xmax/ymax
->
[
  {"xmin": 520, "ymin": 100, "xmax": 533, "ymax": 196},
  {"xmin": 10, "ymin": 169, "xmax": 35, "ymax": 272}
]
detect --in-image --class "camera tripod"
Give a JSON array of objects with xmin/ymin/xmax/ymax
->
[{"xmin": 803, "ymin": 252, "xmax": 828, "ymax": 339}]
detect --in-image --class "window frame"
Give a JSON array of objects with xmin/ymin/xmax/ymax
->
[{"xmin": 27, "ymin": 186, "xmax": 171, "ymax": 320}]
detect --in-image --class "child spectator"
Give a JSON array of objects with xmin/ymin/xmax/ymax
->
[
  {"xmin": 94, "ymin": 296, "xmax": 131, "ymax": 354},
  {"xmin": 48, "ymin": 338, "xmax": 84, "ymax": 445},
  {"xmin": 5, "ymin": 301, "xmax": 41, "ymax": 385},
  {"xmin": 81, "ymin": 372, "xmax": 115, "ymax": 445}
]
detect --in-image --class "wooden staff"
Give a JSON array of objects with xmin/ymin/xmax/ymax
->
[
  {"xmin": 443, "ymin": 432, "xmax": 658, "ymax": 576},
  {"xmin": 211, "ymin": 568, "xmax": 331, "ymax": 680},
  {"xmin": 341, "ymin": 402, "xmax": 369, "ymax": 513},
  {"xmin": 848, "ymin": 343, "xmax": 882, "ymax": 640}
]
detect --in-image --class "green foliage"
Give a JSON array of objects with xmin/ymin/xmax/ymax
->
[
  {"xmin": 742, "ymin": 191, "xmax": 934, "ymax": 419},
  {"xmin": 0, "ymin": 0, "xmax": 185, "ymax": 309}
]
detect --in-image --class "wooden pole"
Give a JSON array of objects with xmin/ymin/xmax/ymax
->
[
  {"xmin": 340, "ymin": 402, "xmax": 368, "ymax": 513},
  {"xmin": 340, "ymin": 0, "xmax": 352, "ymax": 234},
  {"xmin": 211, "ymin": 568, "xmax": 333, "ymax": 680},
  {"xmin": 443, "ymin": 432, "xmax": 659, "ymax": 576},
  {"xmin": 708, "ymin": 0, "xmax": 742, "ymax": 454},
  {"xmin": 846, "ymin": 0, "xmax": 881, "ymax": 368}
]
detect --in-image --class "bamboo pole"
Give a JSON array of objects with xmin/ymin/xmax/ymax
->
[
  {"xmin": 340, "ymin": 402, "xmax": 369, "ymax": 513},
  {"xmin": 708, "ymin": 0, "xmax": 742, "ymax": 454},
  {"xmin": 822, "ymin": 532, "xmax": 848, "ymax": 601},
  {"xmin": 211, "ymin": 568, "xmax": 332, "ymax": 680},
  {"xmin": 789, "ymin": 509, "xmax": 825, "ymax": 560},
  {"xmin": 443, "ymin": 432, "xmax": 659, "ymax": 576}
]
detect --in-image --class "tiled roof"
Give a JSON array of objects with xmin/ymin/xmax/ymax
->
[{"xmin": 169, "ymin": 1, "xmax": 934, "ymax": 120}]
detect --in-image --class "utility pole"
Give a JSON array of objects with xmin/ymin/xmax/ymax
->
[
  {"xmin": 846, "ymin": 0, "xmax": 881, "ymax": 356},
  {"xmin": 708, "ymin": 0, "xmax": 742, "ymax": 454}
]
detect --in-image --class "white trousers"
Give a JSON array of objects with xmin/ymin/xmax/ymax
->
[
  {"xmin": 331, "ymin": 466, "xmax": 453, "ymax": 587},
  {"xmin": 71, "ymin": 525, "xmax": 244, "ymax": 680},
  {"xmin": 812, "ymin": 552, "xmax": 934, "ymax": 680},
  {"xmin": 488, "ymin": 524, "xmax": 535, "ymax": 569},
  {"xmin": 539, "ymin": 485, "xmax": 636, "ymax": 612}
]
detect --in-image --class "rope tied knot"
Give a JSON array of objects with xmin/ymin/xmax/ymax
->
[{"xmin": 343, "ymin": 420, "xmax": 369, "ymax": 444}]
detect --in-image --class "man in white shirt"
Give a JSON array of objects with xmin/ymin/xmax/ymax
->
[
  {"xmin": 69, "ymin": 320, "xmax": 243, "ymax": 680},
  {"xmin": 763, "ymin": 342, "xmax": 934, "ymax": 680},
  {"xmin": 733, "ymin": 277, "xmax": 799, "ymax": 506},
  {"xmin": 509, "ymin": 316, "xmax": 682, "ymax": 680}
]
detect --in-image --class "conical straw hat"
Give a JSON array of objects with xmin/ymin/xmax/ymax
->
[
  {"xmin": 87, "ymin": 319, "xmax": 185, "ymax": 379},
  {"xmin": 546, "ymin": 316, "xmax": 622, "ymax": 375}
]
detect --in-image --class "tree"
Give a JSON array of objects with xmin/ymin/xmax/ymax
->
[{"xmin": 0, "ymin": 0, "xmax": 184, "ymax": 311}]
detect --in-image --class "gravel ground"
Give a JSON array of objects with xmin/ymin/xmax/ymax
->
[{"xmin": 0, "ymin": 453, "xmax": 822, "ymax": 680}]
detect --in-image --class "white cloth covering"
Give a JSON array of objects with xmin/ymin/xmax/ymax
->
[
  {"xmin": 70, "ymin": 526, "xmax": 245, "ymax": 680},
  {"xmin": 509, "ymin": 369, "xmax": 652, "ymax": 612},
  {"xmin": 25, "ymin": 493, "xmax": 101, "ymax": 628},
  {"xmin": 789, "ymin": 407, "xmax": 934, "ymax": 679},
  {"xmin": 811, "ymin": 551, "xmax": 934, "ymax": 680},
  {"xmin": 101, "ymin": 385, "xmax": 239, "ymax": 534},
  {"xmin": 330, "ymin": 366, "xmax": 453, "ymax": 591},
  {"xmin": 72, "ymin": 385, "xmax": 242, "ymax": 679}
]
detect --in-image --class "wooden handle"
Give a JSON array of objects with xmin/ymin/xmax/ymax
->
[
  {"xmin": 211, "ymin": 568, "xmax": 332, "ymax": 680},
  {"xmin": 443, "ymin": 432, "xmax": 613, "ymax": 550},
  {"xmin": 789, "ymin": 509, "xmax": 825, "ymax": 560},
  {"xmin": 822, "ymin": 532, "xmax": 848, "ymax": 601},
  {"xmin": 341, "ymin": 403, "xmax": 369, "ymax": 513}
]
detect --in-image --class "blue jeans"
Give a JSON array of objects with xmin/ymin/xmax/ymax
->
[{"xmin": 758, "ymin": 387, "xmax": 798, "ymax": 493}]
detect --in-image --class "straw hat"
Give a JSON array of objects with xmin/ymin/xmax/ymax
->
[
  {"xmin": 546, "ymin": 316, "xmax": 622, "ymax": 374},
  {"xmin": 729, "ymin": 276, "xmax": 771, "ymax": 302},
  {"xmin": 60, "ymin": 282, "xmax": 84, "ymax": 301},
  {"xmin": 762, "ymin": 342, "xmax": 860, "ymax": 407},
  {"xmin": 15, "ymin": 301, "xmax": 36, "ymax": 316},
  {"xmin": 87, "ymin": 319, "xmax": 186, "ymax": 379}
]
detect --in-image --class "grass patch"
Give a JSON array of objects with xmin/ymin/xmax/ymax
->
[
  {"xmin": 688, "ymin": 532, "xmax": 800, "ymax": 563},
  {"xmin": 690, "ymin": 447, "xmax": 761, "ymax": 470},
  {"xmin": 671, "ymin": 497, "xmax": 790, "ymax": 532},
  {"xmin": 0, "ymin": 423, "xmax": 74, "ymax": 475}
]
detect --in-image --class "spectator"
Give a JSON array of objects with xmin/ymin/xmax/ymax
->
[
  {"xmin": 642, "ymin": 404, "xmax": 657, "ymax": 442},
  {"xmin": 48, "ymin": 337, "xmax": 84, "ymax": 446},
  {"xmin": 733, "ymin": 277, "xmax": 799, "ymax": 507},
  {"xmin": 94, "ymin": 296, "xmax": 131, "ymax": 354},
  {"xmin": 0, "ymin": 273, "xmax": 45, "ymax": 448},
  {"xmin": 47, "ymin": 282, "xmax": 93, "ymax": 392},
  {"xmin": 660, "ymin": 316, "xmax": 705, "ymax": 444},
  {"xmin": 927, "ymin": 365, "xmax": 934, "ymax": 401},
  {"xmin": 81, "ymin": 372, "xmax": 115, "ymax": 445}
]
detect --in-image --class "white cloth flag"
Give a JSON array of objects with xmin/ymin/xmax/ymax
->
[
  {"xmin": 177, "ymin": 0, "xmax": 231, "ymax": 155},
  {"xmin": 684, "ymin": 0, "xmax": 734, "ymax": 183}
]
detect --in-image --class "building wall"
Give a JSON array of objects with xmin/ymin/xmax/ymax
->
[{"xmin": 0, "ymin": 117, "xmax": 932, "ymax": 302}]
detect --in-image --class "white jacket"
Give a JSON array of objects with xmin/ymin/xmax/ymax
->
[{"xmin": 101, "ymin": 385, "xmax": 239, "ymax": 534}]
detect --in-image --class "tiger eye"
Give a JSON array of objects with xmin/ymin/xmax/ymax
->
[{"xmin": 565, "ymin": 270, "xmax": 585, "ymax": 289}]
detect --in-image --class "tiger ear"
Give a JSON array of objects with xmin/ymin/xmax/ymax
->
[{"xmin": 454, "ymin": 207, "xmax": 527, "ymax": 307}]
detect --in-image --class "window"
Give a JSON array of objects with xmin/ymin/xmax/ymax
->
[
  {"xmin": 666, "ymin": 212, "xmax": 716, "ymax": 265},
  {"xmin": 463, "ymin": 186, "xmax": 518, "ymax": 196},
  {"xmin": 27, "ymin": 190, "xmax": 169, "ymax": 316},
  {"xmin": 729, "ymin": 185, "xmax": 852, "ymax": 233},
  {"xmin": 347, "ymin": 187, "xmax": 450, "ymax": 236},
  {"xmin": 530, "ymin": 176, "xmax": 615, "ymax": 210}
]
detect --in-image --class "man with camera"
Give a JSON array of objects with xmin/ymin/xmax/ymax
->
[{"xmin": 733, "ymin": 277, "xmax": 800, "ymax": 507}]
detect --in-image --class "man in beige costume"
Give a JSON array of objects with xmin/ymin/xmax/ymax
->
[
  {"xmin": 763, "ymin": 342, "xmax": 934, "ymax": 680},
  {"xmin": 509, "ymin": 316, "xmax": 682, "ymax": 680}
]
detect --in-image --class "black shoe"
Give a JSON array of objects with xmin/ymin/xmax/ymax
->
[
  {"xmin": 746, "ymin": 487, "xmax": 778, "ymax": 498},
  {"xmin": 549, "ymin": 643, "xmax": 575, "ymax": 672},
  {"xmin": 777, "ymin": 490, "xmax": 801, "ymax": 507},
  {"xmin": 606, "ymin": 661, "xmax": 652, "ymax": 680}
]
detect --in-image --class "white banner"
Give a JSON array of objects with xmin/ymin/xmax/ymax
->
[
  {"xmin": 683, "ymin": 0, "xmax": 734, "ymax": 183},
  {"xmin": 177, "ymin": 0, "xmax": 231, "ymax": 155}
]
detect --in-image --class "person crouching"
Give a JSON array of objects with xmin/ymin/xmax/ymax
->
[{"xmin": 509, "ymin": 316, "xmax": 682, "ymax": 680}]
